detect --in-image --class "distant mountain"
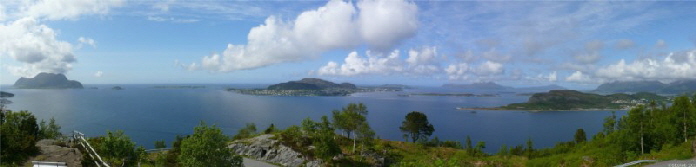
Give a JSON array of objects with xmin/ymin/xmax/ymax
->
[
  {"xmin": 518, "ymin": 84, "xmax": 567, "ymax": 91},
  {"xmin": 595, "ymin": 80, "xmax": 696, "ymax": 94},
  {"xmin": 14, "ymin": 73, "xmax": 83, "ymax": 89},
  {"xmin": 442, "ymin": 82, "xmax": 513, "ymax": 90},
  {"xmin": 268, "ymin": 78, "xmax": 356, "ymax": 90}
]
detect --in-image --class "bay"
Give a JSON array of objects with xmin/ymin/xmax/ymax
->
[{"xmin": 1, "ymin": 84, "xmax": 626, "ymax": 153}]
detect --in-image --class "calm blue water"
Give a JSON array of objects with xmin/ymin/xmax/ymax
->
[{"xmin": 1, "ymin": 84, "xmax": 626, "ymax": 153}]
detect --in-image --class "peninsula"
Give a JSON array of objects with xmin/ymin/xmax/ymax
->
[
  {"xmin": 232, "ymin": 78, "xmax": 357, "ymax": 96},
  {"xmin": 459, "ymin": 90, "xmax": 668, "ymax": 111},
  {"xmin": 13, "ymin": 72, "xmax": 83, "ymax": 89}
]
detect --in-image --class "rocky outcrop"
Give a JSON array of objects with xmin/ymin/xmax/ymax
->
[
  {"xmin": 14, "ymin": 73, "xmax": 83, "ymax": 89},
  {"xmin": 25, "ymin": 139, "xmax": 83, "ymax": 167},
  {"xmin": 228, "ymin": 134, "xmax": 322, "ymax": 167}
]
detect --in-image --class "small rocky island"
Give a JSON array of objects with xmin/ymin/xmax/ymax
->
[
  {"xmin": 13, "ymin": 72, "xmax": 83, "ymax": 89},
  {"xmin": 232, "ymin": 78, "xmax": 358, "ymax": 96}
]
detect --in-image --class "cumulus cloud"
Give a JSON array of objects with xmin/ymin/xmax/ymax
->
[
  {"xmin": 358, "ymin": 0, "xmax": 418, "ymax": 51},
  {"xmin": 1, "ymin": 0, "xmax": 122, "ymax": 77},
  {"xmin": 445, "ymin": 60, "xmax": 504, "ymax": 80},
  {"xmin": 548, "ymin": 71, "xmax": 557, "ymax": 82},
  {"xmin": 317, "ymin": 50, "xmax": 403, "ymax": 76},
  {"xmin": 565, "ymin": 71, "xmax": 596, "ymax": 83},
  {"xmin": 78, "ymin": 37, "xmax": 96, "ymax": 48},
  {"xmin": 317, "ymin": 46, "xmax": 442, "ymax": 76},
  {"xmin": 0, "ymin": 17, "xmax": 76, "ymax": 77},
  {"xmin": 21, "ymin": 0, "xmax": 125, "ymax": 20},
  {"xmin": 594, "ymin": 50, "xmax": 696, "ymax": 81},
  {"xmin": 94, "ymin": 71, "xmax": 103, "ymax": 77},
  {"xmin": 187, "ymin": 0, "xmax": 419, "ymax": 72}
]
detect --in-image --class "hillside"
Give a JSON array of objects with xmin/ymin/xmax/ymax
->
[
  {"xmin": 501, "ymin": 90, "xmax": 667, "ymax": 110},
  {"xmin": 13, "ymin": 73, "xmax": 83, "ymax": 89},
  {"xmin": 268, "ymin": 78, "xmax": 356, "ymax": 90},
  {"xmin": 595, "ymin": 80, "xmax": 696, "ymax": 94}
]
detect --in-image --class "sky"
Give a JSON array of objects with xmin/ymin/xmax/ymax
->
[{"xmin": 1, "ymin": 0, "xmax": 695, "ymax": 89}]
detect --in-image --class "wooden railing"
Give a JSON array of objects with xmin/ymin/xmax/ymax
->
[{"xmin": 73, "ymin": 130, "xmax": 110, "ymax": 167}]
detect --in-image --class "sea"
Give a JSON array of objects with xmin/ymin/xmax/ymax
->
[{"xmin": 0, "ymin": 84, "xmax": 627, "ymax": 153}]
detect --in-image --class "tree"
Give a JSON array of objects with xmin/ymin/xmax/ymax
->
[
  {"xmin": 399, "ymin": 111, "xmax": 434, "ymax": 143},
  {"xmin": 179, "ymin": 121, "xmax": 241, "ymax": 167},
  {"xmin": 526, "ymin": 138, "xmax": 534, "ymax": 158},
  {"xmin": 264, "ymin": 123, "xmax": 276, "ymax": 134},
  {"xmin": 497, "ymin": 144, "xmax": 509, "ymax": 157},
  {"xmin": 465, "ymin": 135, "xmax": 473, "ymax": 154},
  {"xmin": 38, "ymin": 117, "xmax": 62, "ymax": 139},
  {"xmin": 0, "ymin": 110, "xmax": 40, "ymax": 165},
  {"xmin": 154, "ymin": 140, "xmax": 167, "ymax": 149},
  {"xmin": 603, "ymin": 111, "xmax": 617, "ymax": 134},
  {"xmin": 99, "ymin": 130, "xmax": 137, "ymax": 166},
  {"xmin": 332, "ymin": 103, "xmax": 370, "ymax": 153},
  {"xmin": 233, "ymin": 123, "xmax": 257, "ymax": 140},
  {"xmin": 574, "ymin": 128, "xmax": 587, "ymax": 143}
]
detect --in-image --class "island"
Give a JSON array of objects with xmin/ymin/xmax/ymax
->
[
  {"xmin": 112, "ymin": 86, "xmax": 123, "ymax": 90},
  {"xmin": 398, "ymin": 93, "xmax": 498, "ymax": 97},
  {"xmin": 595, "ymin": 80, "xmax": 696, "ymax": 94},
  {"xmin": 459, "ymin": 90, "xmax": 668, "ymax": 111},
  {"xmin": 232, "ymin": 78, "xmax": 358, "ymax": 96},
  {"xmin": 443, "ymin": 82, "xmax": 513, "ymax": 90},
  {"xmin": 13, "ymin": 72, "xmax": 83, "ymax": 89}
]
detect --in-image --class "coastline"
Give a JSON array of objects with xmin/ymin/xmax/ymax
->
[{"xmin": 455, "ymin": 107, "xmax": 628, "ymax": 112}]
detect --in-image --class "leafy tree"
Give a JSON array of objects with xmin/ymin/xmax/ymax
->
[
  {"xmin": 474, "ymin": 141, "xmax": 486, "ymax": 157},
  {"xmin": 179, "ymin": 121, "xmax": 241, "ymax": 167},
  {"xmin": 497, "ymin": 144, "xmax": 509, "ymax": 157},
  {"xmin": 332, "ymin": 103, "xmax": 370, "ymax": 153},
  {"xmin": 264, "ymin": 123, "xmax": 277, "ymax": 134},
  {"xmin": 465, "ymin": 135, "xmax": 473, "ymax": 152},
  {"xmin": 154, "ymin": 140, "xmax": 167, "ymax": 149},
  {"xmin": 399, "ymin": 111, "xmax": 434, "ymax": 143},
  {"xmin": 574, "ymin": 128, "xmax": 587, "ymax": 143},
  {"xmin": 603, "ymin": 111, "xmax": 617, "ymax": 134},
  {"xmin": 526, "ymin": 138, "xmax": 534, "ymax": 158},
  {"xmin": 38, "ymin": 117, "xmax": 62, "ymax": 140},
  {"xmin": 302, "ymin": 117, "xmax": 318, "ymax": 135},
  {"xmin": 233, "ymin": 123, "xmax": 257, "ymax": 140},
  {"xmin": 0, "ymin": 110, "xmax": 40, "ymax": 165},
  {"xmin": 99, "ymin": 130, "xmax": 137, "ymax": 166}
]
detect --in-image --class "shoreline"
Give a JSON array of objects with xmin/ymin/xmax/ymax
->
[{"xmin": 455, "ymin": 107, "xmax": 628, "ymax": 112}]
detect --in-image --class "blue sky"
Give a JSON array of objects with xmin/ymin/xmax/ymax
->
[{"xmin": 1, "ymin": 0, "xmax": 695, "ymax": 89}]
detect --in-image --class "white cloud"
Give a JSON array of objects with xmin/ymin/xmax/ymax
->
[
  {"xmin": 548, "ymin": 71, "xmax": 557, "ymax": 82},
  {"xmin": 147, "ymin": 16, "xmax": 199, "ymax": 23},
  {"xmin": 317, "ymin": 46, "xmax": 442, "ymax": 76},
  {"xmin": 317, "ymin": 50, "xmax": 403, "ymax": 76},
  {"xmin": 188, "ymin": 0, "xmax": 419, "ymax": 72},
  {"xmin": 94, "ymin": 71, "xmax": 103, "ymax": 77},
  {"xmin": 445, "ymin": 60, "xmax": 504, "ymax": 80},
  {"xmin": 565, "ymin": 71, "xmax": 596, "ymax": 83},
  {"xmin": 358, "ymin": 0, "xmax": 418, "ymax": 51},
  {"xmin": 21, "ymin": 0, "xmax": 125, "ymax": 20},
  {"xmin": 595, "ymin": 50, "xmax": 696, "ymax": 81},
  {"xmin": 0, "ymin": 17, "xmax": 76, "ymax": 77},
  {"xmin": 78, "ymin": 37, "xmax": 96, "ymax": 48}
]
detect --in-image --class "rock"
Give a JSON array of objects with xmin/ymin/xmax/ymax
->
[
  {"xmin": 229, "ymin": 134, "xmax": 322, "ymax": 167},
  {"xmin": 14, "ymin": 73, "xmax": 83, "ymax": 89},
  {"xmin": 26, "ymin": 139, "xmax": 83, "ymax": 167}
]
